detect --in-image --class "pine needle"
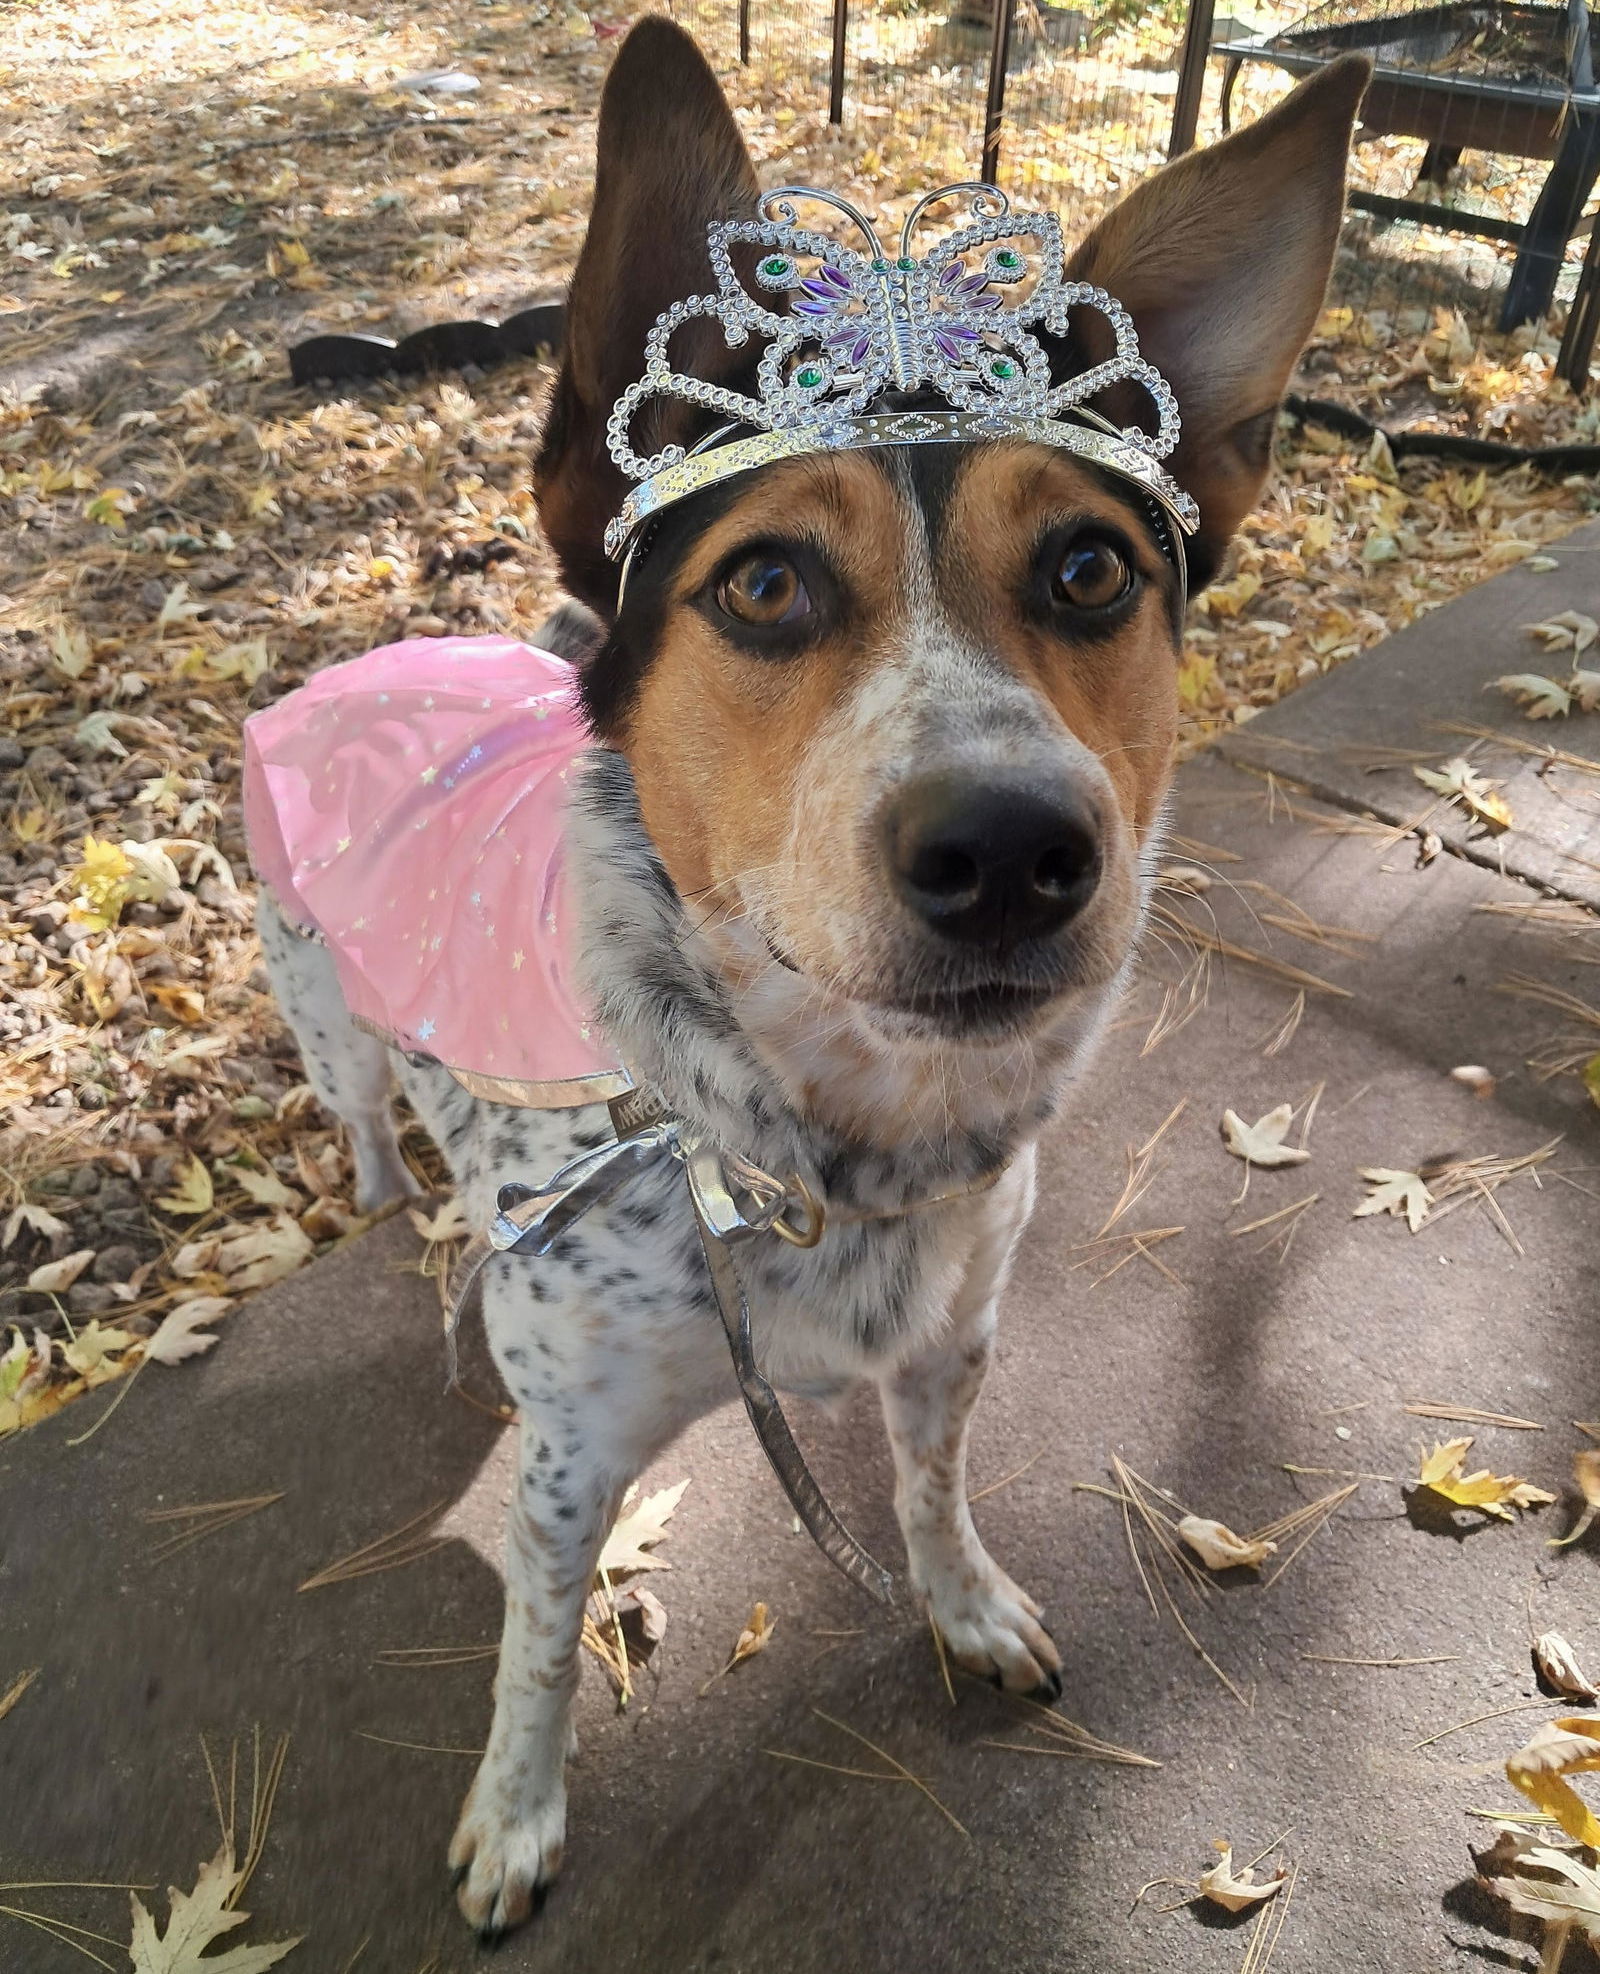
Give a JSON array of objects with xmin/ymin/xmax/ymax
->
[
  {"xmin": 968, "ymin": 1447, "xmax": 1044, "ymax": 1503},
  {"xmin": 1301, "ymin": 1653, "xmax": 1460, "ymax": 1668},
  {"xmin": 1411, "ymin": 1697, "xmax": 1554, "ymax": 1751},
  {"xmin": 1403, "ymin": 1403, "xmax": 1544, "ymax": 1431},
  {"xmin": 810, "ymin": 1710, "xmax": 968, "ymax": 1838},
  {"xmin": 373, "ymin": 1644, "xmax": 498, "ymax": 1668},
  {"xmin": 0, "ymin": 1668, "xmax": 39, "ymax": 1723},
  {"xmin": 145, "ymin": 1491, "xmax": 284, "ymax": 1562},
  {"xmin": 353, "ymin": 1731, "xmax": 484, "ymax": 1755},
  {"xmin": 0, "ymin": 1903, "xmax": 119, "ymax": 1969},
  {"xmin": 1156, "ymin": 911, "xmax": 1355, "ymax": 997},
  {"xmin": 1259, "ymin": 990, "xmax": 1306, "ymax": 1058},
  {"xmin": 1095, "ymin": 1100, "xmax": 1187, "ymax": 1237},
  {"xmin": 928, "ymin": 1612, "xmax": 956, "ymax": 1708},
  {"xmin": 298, "ymin": 1499, "xmax": 448, "ymax": 1591}
]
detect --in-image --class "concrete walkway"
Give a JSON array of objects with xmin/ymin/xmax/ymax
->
[{"xmin": 4, "ymin": 553, "xmax": 1599, "ymax": 1974}]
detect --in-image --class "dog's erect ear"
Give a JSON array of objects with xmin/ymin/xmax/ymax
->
[
  {"xmin": 535, "ymin": 18, "xmax": 759, "ymax": 617},
  {"xmin": 1068, "ymin": 54, "xmax": 1368, "ymax": 586}
]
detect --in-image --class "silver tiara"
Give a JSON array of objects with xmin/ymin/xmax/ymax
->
[{"xmin": 602, "ymin": 181, "xmax": 1200, "ymax": 566}]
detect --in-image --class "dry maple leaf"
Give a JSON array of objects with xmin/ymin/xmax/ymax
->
[
  {"xmin": 1507, "ymin": 1717, "xmax": 1600, "ymax": 1846},
  {"xmin": 2, "ymin": 1203, "xmax": 70, "ymax": 1248},
  {"xmin": 1534, "ymin": 1631, "xmax": 1599, "ymax": 1702},
  {"xmin": 1570, "ymin": 669, "xmax": 1600, "ymax": 713},
  {"xmin": 407, "ymin": 1197, "xmax": 473, "ymax": 1245},
  {"xmin": 26, "ymin": 1248, "xmax": 96, "ymax": 1293},
  {"xmin": 1475, "ymin": 1828, "xmax": 1600, "ymax": 1950},
  {"xmin": 1354, "ymin": 1167, "xmax": 1435, "ymax": 1233},
  {"xmin": 157, "ymin": 1153, "xmax": 214, "ymax": 1218},
  {"xmin": 1523, "ymin": 610, "xmax": 1600, "ymax": 656},
  {"xmin": 730, "ymin": 1601, "xmax": 776, "ymax": 1670},
  {"xmin": 1220, "ymin": 1104, "xmax": 1310, "ymax": 1168},
  {"xmin": 1176, "ymin": 1516, "xmax": 1278, "ymax": 1572},
  {"xmin": 128, "ymin": 1842, "xmax": 300, "ymax": 1973},
  {"xmin": 1414, "ymin": 757, "xmax": 1513, "ymax": 832},
  {"xmin": 1415, "ymin": 1437, "xmax": 1557, "ymax": 1522},
  {"xmin": 1550, "ymin": 1449, "xmax": 1600, "ymax": 1551},
  {"xmin": 1197, "ymin": 1841, "xmax": 1288, "ymax": 1913},
  {"xmin": 142, "ymin": 1298, "xmax": 232, "ymax": 1366},
  {"xmin": 598, "ymin": 1479, "xmax": 690, "ymax": 1577},
  {"xmin": 62, "ymin": 1319, "xmax": 138, "ymax": 1376},
  {"xmin": 1492, "ymin": 673, "xmax": 1573, "ymax": 719},
  {"xmin": 215, "ymin": 1216, "xmax": 313, "ymax": 1290}
]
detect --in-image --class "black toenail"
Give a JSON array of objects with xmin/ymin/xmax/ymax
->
[
  {"xmin": 450, "ymin": 1864, "xmax": 469, "ymax": 1892},
  {"xmin": 1028, "ymin": 1668, "xmax": 1064, "ymax": 1703}
]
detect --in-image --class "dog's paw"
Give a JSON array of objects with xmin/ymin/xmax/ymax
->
[
  {"xmin": 923, "ymin": 1555, "xmax": 1062, "ymax": 1698},
  {"xmin": 448, "ymin": 1783, "xmax": 566, "ymax": 1939}
]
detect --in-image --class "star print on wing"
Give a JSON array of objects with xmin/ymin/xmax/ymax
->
[
  {"xmin": 420, "ymin": 766, "xmax": 438, "ymax": 784},
  {"xmin": 417, "ymin": 1016, "xmax": 437, "ymax": 1041},
  {"xmin": 511, "ymin": 949, "xmax": 525, "ymax": 970}
]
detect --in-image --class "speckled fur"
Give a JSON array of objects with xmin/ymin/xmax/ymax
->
[{"xmin": 258, "ymin": 730, "xmax": 1129, "ymax": 1934}]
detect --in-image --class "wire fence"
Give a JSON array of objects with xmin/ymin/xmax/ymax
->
[{"xmin": 669, "ymin": 0, "xmax": 1600, "ymax": 389}]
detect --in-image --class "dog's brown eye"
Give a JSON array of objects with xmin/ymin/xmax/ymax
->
[
  {"xmin": 717, "ymin": 551, "xmax": 810, "ymax": 627},
  {"xmin": 1052, "ymin": 537, "xmax": 1131, "ymax": 610}
]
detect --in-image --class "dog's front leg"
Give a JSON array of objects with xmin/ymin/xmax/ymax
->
[
  {"xmin": 877, "ymin": 1156, "xmax": 1062, "ymax": 1697},
  {"xmin": 450, "ymin": 1411, "xmax": 622, "ymax": 1938}
]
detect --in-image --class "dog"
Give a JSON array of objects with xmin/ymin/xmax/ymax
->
[{"xmin": 258, "ymin": 20, "xmax": 1365, "ymax": 1936}]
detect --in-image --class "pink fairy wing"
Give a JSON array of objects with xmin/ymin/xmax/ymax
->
[{"xmin": 243, "ymin": 637, "xmax": 628, "ymax": 1105}]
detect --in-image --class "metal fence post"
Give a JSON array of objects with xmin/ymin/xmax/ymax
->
[
  {"xmin": 829, "ymin": 0, "xmax": 849, "ymax": 124},
  {"xmin": 1168, "ymin": 0, "xmax": 1216, "ymax": 158},
  {"xmin": 739, "ymin": 0, "xmax": 751, "ymax": 67},
  {"xmin": 981, "ymin": 0, "xmax": 1017, "ymax": 184}
]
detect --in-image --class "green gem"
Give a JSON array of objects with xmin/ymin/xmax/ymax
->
[
  {"xmin": 996, "ymin": 250, "xmax": 1021, "ymax": 269},
  {"xmin": 871, "ymin": 257, "xmax": 889, "ymax": 274},
  {"xmin": 761, "ymin": 255, "xmax": 789, "ymax": 277},
  {"xmin": 991, "ymin": 358, "xmax": 1016, "ymax": 379},
  {"xmin": 796, "ymin": 366, "xmax": 823, "ymax": 388},
  {"xmin": 897, "ymin": 256, "xmax": 916, "ymax": 271}
]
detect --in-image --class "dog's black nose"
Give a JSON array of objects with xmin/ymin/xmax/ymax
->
[{"xmin": 884, "ymin": 770, "xmax": 1101, "ymax": 947}]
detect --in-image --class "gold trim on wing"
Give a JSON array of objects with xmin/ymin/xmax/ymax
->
[{"xmin": 347, "ymin": 1012, "xmax": 633, "ymax": 1110}]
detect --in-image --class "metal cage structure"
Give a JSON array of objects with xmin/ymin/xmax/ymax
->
[{"xmin": 669, "ymin": 0, "xmax": 1600, "ymax": 386}]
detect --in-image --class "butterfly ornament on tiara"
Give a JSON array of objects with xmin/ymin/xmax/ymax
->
[{"xmin": 602, "ymin": 181, "xmax": 1200, "ymax": 590}]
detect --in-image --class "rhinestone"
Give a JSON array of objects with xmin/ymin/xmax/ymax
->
[
  {"xmin": 796, "ymin": 366, "xmax": 824, "ymax": 388},
  {"xmin": 897, "ymin": 256, "xmax": 915, "ymax": 271}
]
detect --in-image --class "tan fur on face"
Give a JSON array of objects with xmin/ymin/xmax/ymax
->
[{"xmin": 621, "ymin": 443, "xmax": 1178, "ymax": 1016}]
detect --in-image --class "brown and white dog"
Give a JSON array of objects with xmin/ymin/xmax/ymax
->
[{"xmin": 260, "ymin": 22, "xmax": 1365, "ymax": 1937}]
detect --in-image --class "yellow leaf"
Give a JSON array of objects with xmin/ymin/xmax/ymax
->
[
  {"xmin": 128, "ymin": 1842, "xmax": 300, "ymax": 1972},
  {"xmin": 278, "ymin": 238, "xmax": 311, "ymax": 268},
  {"xmin": 214, "ymin": 1215, "xmax": 313, "ymax": 1289},
  {"xmin": 149, "ymin": 982, "xmax": 207, "ymax": 1025},
  {"xmin": 84, "ymin": 486, "xmax": 136, "ymax": 530},
  {"xmin": 1220, "ymin": 1104, "xmax": 1309, "ymax": 1168},
  {"xmin": 1582, "ymin": 1055, "xmax": 1600, "ymax": 1110},
  {"xmin": 142, "ymin": 1297, "xmax": 232, "ymax": 1366},
  {"xmin": 1354, "ymin": 1167, "xmax": 1435, "ymax": 1234},
  {"xmin": 1534, "ymin": 1631, "xmax": 1599, "ymax": 1700},
  {"xmin": 157, "ymin": 1154, "xmax": 214, "ymax": 1218},
  {"xmin": 1507, "ymin": 1717, "xmax": 1600, "ymax": 1848},
  {"xmin": 62, "ymin": 1319, "xmax": 137, "ymax": 1376},
  {"xmin": 729, "ymin": 1601, "xmax": 776, "ymax": 1669},
  {"xmin": 1201, "ymin": 570, "xmax": 1260, "ymax": 619},
  {"xmin": 1415, "ymin": 757, "xmax": 1513, "ymax": 833},
  {"xmin": 246, "ymin": 484, "xmax": 281, "ymax": 519},
  {"xmin": 1415, "ymin": 1436, "xmax": 1557, "ymax": 1522},
  {"xmin": 1176, "ymin": 651, "xmax": 1215, "ymax": 709}
]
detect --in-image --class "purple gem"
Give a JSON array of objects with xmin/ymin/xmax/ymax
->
[
  {"xmin": 824, "ymin": 325, "xmax": 858, "ymax": 348},
  {"xmin": 792, "ymin": 298, "xmax": 833, "ymax": 317},
  {"xmin": 956, "ymin": 271, "xmax": 991, "ymax": 298},
  {"xmin": 939, "ymin": 262, "xmax": 964, "ymax": 288},
  {"xmin": 968, "ymin": 292, "xmax": 1003, "ymax": 312},
  {"xmin": 934, "ymin": 329, "xmax": 974, "ymax": 361},
  {"xmin": 814, "ymin": 264, "xmax": 854, "ymax": 293},
  {"xmin": 850, "ymin": 334, "xmax": 871, "ymax": 364},
  {"xmin": 800, "ymin": 275, "xmax": 843, "ymax": 301}
]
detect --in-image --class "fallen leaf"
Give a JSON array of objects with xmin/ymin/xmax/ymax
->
[
  {"xmin": 215, "ymin": 1217, "xmax": 313, "ymax": 1290},
  {"xmin": 407, "ymin": 1197, "xmax": 473, "ymax": 1244},
  {"xmin": 1415, "ymin": 756, "xmax": 1513, "ymax": 832},
  {"xmin": 62, "ymin": 1319, "xmax": 137, "ymax": 1376},
  {"xmin": 157, "ymin": 1154, "xmax": 215, "ymax": 1218},
  {"xmin": 598, "ymin": 1478, "xmax": 690, "ymax": 1576},
  {"xmin": 1507, "ymin": 1717, "xmax": 1600, "ymax": 1846},
  {"xmin": 1550, "ymin": 1450, "xmax": 1600, "ymax": 1550},
  {"xmin": 222, "ymin": 1156, "xmax": 298, "ymax": 1211},
  {"xmin": 1476, "ymin": 1827, "xmax": 1600, "ymax": 1951},
  {"xmin": 1449, "ymin": 1065, "xmax": 1496, "ymax": 1100},
  {"xmin": 729, "ymin": 1601, "xmax": 776, "ymax": 1669},
  {"xmin": 27, "ymin": 1248, "xmax": 96, "ymax": 1293},
  {"xmin": 1570, "ymin": 669, "xmax": 1600, "ymax": 714},
  {"xmin": 1534, "ymin": 1632, "xmax": 1599, "ymax": 1702},
  {"xmin": 299, "ymin": 1196, "xmax": 356, "ymax": 1242},
  {"xmin": 1176, "ymin": 1516, "xmax": 1279, "ymax": 1571},
  {"xmin": 1415, "ymin": 1437, "xmax": 1558, "ymax": 1522},
  {"xmin": 142, "ymin": 1297, "xmax": 233, "ymax": 1366},
  {"xmin": 128, "ymin": 1842, "xmax": 300, "ymax": 1972},
  {"xmin": 149, "ymin": 982, "xmax": 207, "ymax": 1025},
  {"xmin": 1197, "ymin": 1841, "xmax": 1288, "ymax": 1914},
  {"xmin": 3, "ymin": 1203, "xmax": 70, "ymax": 1248},
  {"xmin": 1221, "ymin": 1104, "xmax": 1310, "ymax": 1168},
  {"xmin": 1354, "ymin": 1167, "xmax": 1435, "ymax": 1233},
  {"xmin": 1523, "ymin": 610, "xmax": 1599, "ymax": 656},
  {"xmin": 1492, "ymin": 674, "xmax": 1572, "ymax": 719}
]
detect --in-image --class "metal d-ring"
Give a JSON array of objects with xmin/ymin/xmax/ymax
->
[{"xmin": 770, "ymin": 1172, "xmax": 826, "ymax": 1249}]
